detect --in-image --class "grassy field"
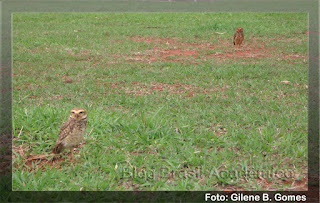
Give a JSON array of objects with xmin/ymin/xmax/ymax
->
[{"xmin": 12, "ymin": 13, "xmax": 308, "ymax": 191}]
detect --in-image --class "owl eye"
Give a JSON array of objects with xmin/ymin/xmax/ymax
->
[
  {"xmin": 71, "ymin": 112, "xmax": 75, "ymax": 114},
  {"xmin": 79, "ymin": 112, "xmax": 83, "ymax": 114}
]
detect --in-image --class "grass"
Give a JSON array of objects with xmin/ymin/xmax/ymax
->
[{"xmin": 12, "ymin": 12, "xmax": 307, "ymax": 191}]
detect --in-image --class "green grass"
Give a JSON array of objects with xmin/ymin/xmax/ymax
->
[{"xmin": 12, "ymin": 13, "xmax": 308, "ymax": 191}]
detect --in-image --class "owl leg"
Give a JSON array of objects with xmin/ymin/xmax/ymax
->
[{"xmin": 70, "ymin": 148, "xmax": 75, "ymax": 162}]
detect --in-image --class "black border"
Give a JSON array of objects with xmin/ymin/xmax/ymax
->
[{"xmin": 1, "ymin": 0, "xmax": 318, "ymax": 202}]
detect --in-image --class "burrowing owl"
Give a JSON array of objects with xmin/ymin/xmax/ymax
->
[
  {"xmin": 233, "ymin": 27, "xmax": 244, "ymax": 49},
  {"xmin": 52, "ymin": 108, "xmax": 88, "ymax": 161}
]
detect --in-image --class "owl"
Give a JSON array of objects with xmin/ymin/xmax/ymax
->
[
  {"xmin": 52, "ymin": 107, "xmax": 88, "ymax": 162},
  {"xmin": 233, "ymin": 27, "xmax": 244, "ymax": 49}
]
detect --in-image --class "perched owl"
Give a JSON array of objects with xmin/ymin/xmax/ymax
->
[
  {"xmin": 233, "ymin": 27, "xmax": 244, "ymax": 49},
  {"xmin": 52, "ymin": 107, "xmax": 88, "ymax": 161}
]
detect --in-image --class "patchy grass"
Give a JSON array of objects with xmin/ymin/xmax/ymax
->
[{"xmin": 12, "ymin": 13, "xmax": 307, "ymax": 191}]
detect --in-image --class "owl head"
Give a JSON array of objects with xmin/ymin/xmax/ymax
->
[
  {"xmin": 70, "ymin": 107, "xmax": 88, "ymax": 121},
  {"xmin": 236, "ymin": 27, "xmax": 243, "ymax": 32}
]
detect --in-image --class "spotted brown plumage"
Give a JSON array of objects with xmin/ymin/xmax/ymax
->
[
  {"xmin": 233, "ymin": 27, "xmax": 244, "ymax": 49},
  {"xmin": 52, "ymin": 108, "xmax": 88, "ymax": 161}
]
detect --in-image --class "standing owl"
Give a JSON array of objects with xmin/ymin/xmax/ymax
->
[
  {"xmin": 233, "ymin": 27, "xmax": 244, "ymax": 49},
  {"xmin": 52, "ymin": 107, "xmax": 88, "ymax": 162}
]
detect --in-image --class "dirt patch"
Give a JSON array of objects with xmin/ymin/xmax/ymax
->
[
  {"xmin": 126, "ymin": 36, "xmax": 306, "ymax": 63},
  {"xmin": 23, "ymin": 154, "xmax": 59, "ymax": 171},
  {"xmin": 13, "ymin": 142, "xmax": 86, "ymax": 172},
  {"xmin": 126, "ymin": 36, "xmax": 211, "ymax": 63},
  {"xmin": 126, "ymin": 48, "xmax": 199, "ymax": 63},
  {"xmin": 207, "ymin": 124, "xmax": 228, "ymax": 136},
  {"xmin": 214, "ymin": 127, "xmax": 228, "ymax": 136},
  {"xmin": 12, "ymin": 143, "xmax": 30, "ymax": 159}
]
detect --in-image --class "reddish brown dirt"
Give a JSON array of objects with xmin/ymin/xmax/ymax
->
[
  {"xmin": 126, "ymin": 36, "xmax": 307, "ymax": 63},
  {"xmin": 206, "ymin": 124, "xmax": 228, "ymax": 136},
  {"xmin": 214, "ymin": 127, "xmax": 228, "ymax": 136},
  {"xmin": 13, "ymin": 142, "xmax": 86, "ymax": 172},
  {"xmin": 24, "ymin": 154, "xmax": 61, "ymax": 171},
  {"xmin": 126, "ymin": 48, "xmax": 199, "ymax": 63}
]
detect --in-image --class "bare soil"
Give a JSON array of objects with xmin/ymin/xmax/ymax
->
[
  {"xmin": 125, "ymin": 36, "xmax": 307, "ymax": 63},
  {"xmin": 13, "ymin": 142, "xmax": 86, "ymax": 172}
]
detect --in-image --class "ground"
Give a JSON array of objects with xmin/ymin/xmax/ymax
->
[{"xmin": 12, "ymin": 13, "xmax": 307, "ymax": 191}]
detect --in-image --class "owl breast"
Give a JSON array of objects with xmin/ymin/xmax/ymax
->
[
  {"xmin": 62, "ymin": 120, "xmax": 87, "ymax": 148},
  {"xmin": 234, "ymin": 32, "xmax": 244, "ymax": 45}
]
